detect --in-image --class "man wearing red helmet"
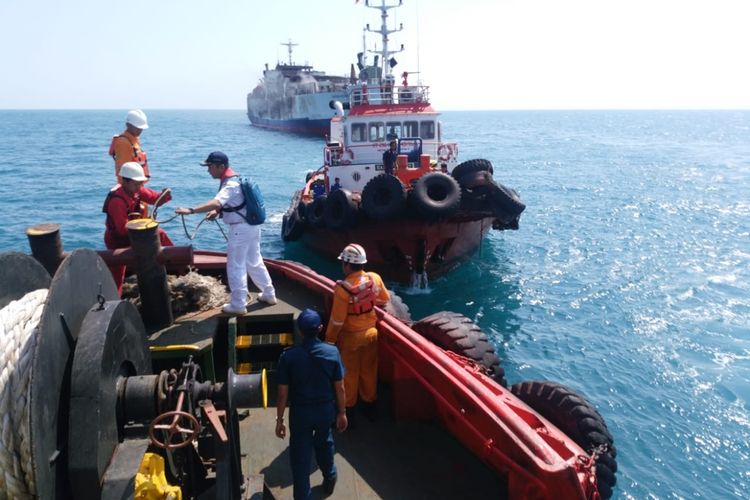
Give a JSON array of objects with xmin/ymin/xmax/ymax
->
[{"xmin": 325, "ymin": 243, "xmax": 389, "ymax": 423}]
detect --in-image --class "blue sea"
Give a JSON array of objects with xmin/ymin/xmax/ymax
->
[{"xmin": 1, "ymin": 109, "xmax": 749, "ymax": 498}]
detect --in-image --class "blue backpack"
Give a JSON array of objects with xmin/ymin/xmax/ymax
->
[{"xmin": 222, "ymin": 175, "xmax": 266, "ymax": 225}]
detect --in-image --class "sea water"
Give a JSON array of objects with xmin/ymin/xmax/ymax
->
[{"xmin": 0, "ymin": 109, "xmax": 748, "ymax": 498}]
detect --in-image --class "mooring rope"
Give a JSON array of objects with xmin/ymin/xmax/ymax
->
[{"xmin": 0, "ymin": 289, "xmax": 47, "ymax": 500}]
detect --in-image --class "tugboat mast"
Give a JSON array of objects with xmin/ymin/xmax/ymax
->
[
  {"xmin": 364, "ymin": 0, "xmax": 405, "ymax": 80},
  {"xmin": 280, "ymin": 39, "xmax": 298, "ymax": 65}
]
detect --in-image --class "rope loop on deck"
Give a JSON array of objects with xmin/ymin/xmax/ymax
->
[{"xmin": 0, "ymin": 288, "xmax": 47, "ymax": 499}]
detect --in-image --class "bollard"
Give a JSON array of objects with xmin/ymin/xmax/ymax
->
[
  {"xmin": 126, "ymin": 218, "xmax": 173, "ymax": 329},
  {"xmin": 26, "ymin": 223, "xmax": 64, "ymax": 276}
]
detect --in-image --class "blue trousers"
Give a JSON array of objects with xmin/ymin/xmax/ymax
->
[{"xmin": 289, "ymin": 407, "xmax": 337, "ymax": 500}]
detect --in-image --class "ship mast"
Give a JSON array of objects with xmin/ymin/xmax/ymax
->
[
  {"xmin": 280, "ymin": 39, "xmax": 298, "ymax": 65},
  {"xmin": 364, "ymin": 0, "xmax": 404, "ymax": 82}
]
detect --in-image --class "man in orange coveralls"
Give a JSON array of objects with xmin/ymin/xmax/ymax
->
[
  {"xmin": 109, "ymin": 109, "xmax": 151, "ymax": 184},
  {"xmin": 103, "ymin": 162, "xmax": 173, "ymax": 294},
  {"xmin": 325, "ymin": 243, "xmax": 390, "ymax": 423}
]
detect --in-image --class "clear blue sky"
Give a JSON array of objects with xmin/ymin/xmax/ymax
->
[{"xmin": 1, "ymin": 0, "xmax": 748, "ymax": 110}]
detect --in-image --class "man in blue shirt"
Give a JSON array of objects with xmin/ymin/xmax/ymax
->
[
  {"xmin": 276, "ymin": 309, "xmax": 348, "ymax": 499},
  {"xmin": 382, "ymin": 139, "xmax": 398, "ymax": 175},
  {"xmin": 330, "ymin": 177, "xmax": 342, "ymax": 192}
]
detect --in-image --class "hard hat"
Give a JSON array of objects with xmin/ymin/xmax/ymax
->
[
  {"xmin": 338, "ymin": 243, "xmax": 367, "ymax": 264},
  {"xmin": 125, "ymin": 109, "xmax": 149, "ymax": 130},
  {"xmin": 119, "ymin": 162, "xmax": 148, "ymax": 181}
]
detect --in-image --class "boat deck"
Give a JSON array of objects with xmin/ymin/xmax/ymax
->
[{"xmin": 147, "ymin": 272, "xmax": 506, "ymax": 499}]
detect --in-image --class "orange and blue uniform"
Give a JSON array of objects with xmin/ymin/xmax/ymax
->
[{"xmin": 325, "ymin": 270, "xmax": 389, "ymax": 407}]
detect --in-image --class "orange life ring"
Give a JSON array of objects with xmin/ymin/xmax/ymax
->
[{"xmin": 437, "ymin": 144, "xmax": 452, "ymax": 162}]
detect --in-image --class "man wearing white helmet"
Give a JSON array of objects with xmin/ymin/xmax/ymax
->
[
  {"xmin": 109, "ymin": 109, "xmax": 151, "ymax": 183},
  {"xmin": 325, "ymin": 243, "xmax": 389, "ymax": 423},
  {"xmin": 103, "ymin": 162, "xmax": 173, "ymax": 294}
]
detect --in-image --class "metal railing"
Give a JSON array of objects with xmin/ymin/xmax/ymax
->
[{"xmin": 348, "ymin": 84, "xmax": 430, "ymax": 107}]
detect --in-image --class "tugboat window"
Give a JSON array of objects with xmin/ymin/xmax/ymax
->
[
  {"xmin": 386, "ymin": 122, "xmax": 401, "ymax": 140},
  {"xmin": 403, "ymin": 121, "xmax": 418, "ymax": 137},
  {"xmin": 420, "ymin": 121, "xmax": 435, "ymax": 139},
  {"xmin": 351, "ymin": 123, "xmax": 366, "ymax": 143},
  {"xmin": 369, "ymin": 122, "xmax": 385, "ymax": 142}
]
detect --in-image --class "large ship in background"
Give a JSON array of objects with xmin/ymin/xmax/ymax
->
[{"xmin": 246, "ymin": 40, "xmax": 350, "ymax": 136}]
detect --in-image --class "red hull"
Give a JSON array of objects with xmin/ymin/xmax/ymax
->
[{"xmin": 299, "ymin": 214, "xmax": 496, "ymax": 283}]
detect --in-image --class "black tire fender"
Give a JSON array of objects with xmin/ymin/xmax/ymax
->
[
  {"xmin": 451, "ymin": 158, "xmax": 494, "ymax": 180},
  {"xmin": 510, "ymin": 381, "xmax": 618, "ymax": 499},
  {"xmin": 307, "ymin": 195, "xmax": 327, "ymax": 228},
  {"xmin": 409, "ymin": 172, "xmax": 461, "ymax": 219},
  {"xmin": 489, "ymin": 182, "xmax": 526, "ymax": 216},
  {"xmin": 323, "ymin": 189, "xmax": 358, "ymax": 230},
  {"xmin": 361, "ymin": 174, "xmax": 407, "ymax": 220},
  {"xmin": 412, "ymin": 311, "xmax": 506, "ymax": 387},
  {"xmin": 458, "ymin": 170, "xmax": 494, "ymax": 190},
  {"xmin": 281, "ymin": 210, "xmax": 304, "ymax": 241}
]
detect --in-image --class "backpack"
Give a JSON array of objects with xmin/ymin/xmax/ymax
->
[{"xmin": 222, "ymin": 176, "xmax": 266, "ymax": 225}]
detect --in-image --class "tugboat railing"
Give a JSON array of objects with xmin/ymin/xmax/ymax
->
[{"xmin": 348, "ymin": 84, "xmax": 430, "ymax": 107}]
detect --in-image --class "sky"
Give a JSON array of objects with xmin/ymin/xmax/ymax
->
[{"xmin": 1, "ymin": 0, "xmax": 748, "ymax": 110}]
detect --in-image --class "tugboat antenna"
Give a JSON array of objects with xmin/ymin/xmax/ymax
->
[
  {"xmin": 280, "ymin": 39, "xmax": 298, "ymax": 65},
  {"xmin": 364, "ymin": 0, "xmax": 405, "ymax": 80}
]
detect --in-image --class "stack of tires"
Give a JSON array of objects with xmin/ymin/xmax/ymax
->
[
  {"xmin": 361, "ymin": 173, "xmax": 462, "ymax": 221},
  {"xmin": 451, "ymin": 159, "xmax": 525, "ymax": 224}
]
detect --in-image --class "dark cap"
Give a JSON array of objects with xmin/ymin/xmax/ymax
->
[
  {"xmin": 200, "ymin": 151, "xmax": 229, "ymax": 166},
  {"xmin": 297, "ymin": 308, "xmax": 322, "ymax": 334}
]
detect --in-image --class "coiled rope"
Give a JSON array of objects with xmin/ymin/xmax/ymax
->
[{"xmin": 0, "ymin": 289, "xmax": 47, "ymax": 500}]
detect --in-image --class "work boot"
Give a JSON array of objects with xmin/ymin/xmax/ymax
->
[
  {"xmin": 361, "ymin": 401, "xmax": 378, "ymax": 422},
  {"xmin": 322, "ymin": 475, "xmax": 337, "ymax": 496}
]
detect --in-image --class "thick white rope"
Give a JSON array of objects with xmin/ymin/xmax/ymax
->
[{"xmin": 0, "ymin": 289, "xmax": 47, "ymax": 500}]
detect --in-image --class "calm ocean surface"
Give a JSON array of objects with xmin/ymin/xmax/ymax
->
[{"xmin": 1, "ymin": 109, "xmax": 749, "ymax": 498}]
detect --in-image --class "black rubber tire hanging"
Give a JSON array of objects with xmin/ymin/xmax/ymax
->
[
  {"xmin": 412, "ymin": 311, "xmax": 506, "ymax": 387},
  {"xmin": 510, "ymin": 380, "xmax": 618, "ymax": 499}
]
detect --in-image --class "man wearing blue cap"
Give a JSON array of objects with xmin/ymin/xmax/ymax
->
[
  {"xmin": 175, "ymin": 151, "xmax": 276, "ymax": 314},
  {"xmin": 275, "ymin": 309, "xmax": 348, "ymax": 499}
]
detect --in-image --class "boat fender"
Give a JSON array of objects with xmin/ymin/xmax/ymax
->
[
  {"xmin": 307, "ymin": 195, "xmax": 327, "ymax": 228},
  {"xmin": 281, "ymin": 211, "xmax": 304, "ymax": 241},
  {"xmin": 510, "ymin": 381, "xmax": 618, "ymax": 499},
  {"xmin": 361, "ymin": 174, "xmax": 407, "ymax": 220},
  {"xmin": 457, "ymin": 170, "xmax": 494, "ymax": 190},
  {"xmin": 412, "ymin": 311, "xmax": 506, "ymax": 386},
  {"xmin": 451, "ymin": 158, "xmax": 494, "ymax": 181},
  {"xmin": 488, "ymin": 182, "xmax": 526, "ymax": 217},
  {"xmin": 323, "ymin": 189, "xmax": 358, "ymax": 230},
  {"xmin": 409, "ymin": 173, "xmax": 461, "ymax": 219}
]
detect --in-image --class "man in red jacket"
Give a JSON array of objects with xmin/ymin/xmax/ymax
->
[{"xmin": 103, "ymin": 162, "xmax": 173, "ymax": 293}]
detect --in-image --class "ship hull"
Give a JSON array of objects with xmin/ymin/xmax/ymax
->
[
  {"xmin": 246, "ymin": 115, "xmax": 331, "ymax": 136},
  {"xmin": 298, "ymin": 214, "xmax": 496, "ymax": 284}
]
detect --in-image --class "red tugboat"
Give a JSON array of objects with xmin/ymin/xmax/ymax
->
[
  {"xmin": 9, "ymin": 222, "xmax": 618, "ymax": 499},
  {"xmin": 282, "ymin": 0, "xmax": 525, "ymax": 287}
]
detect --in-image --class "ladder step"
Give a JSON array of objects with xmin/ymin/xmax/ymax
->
[{"xmin": 236, "ymin": 333, "xmax": 294, "ymax": 349}]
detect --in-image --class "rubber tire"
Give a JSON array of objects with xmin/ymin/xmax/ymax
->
[
  {"xmin": 457, "ymin": 170, "xmax": 494, "ymax": 190},
  {"xmin": 307, "ymin": 195, "xmax": 327, "ymax": 228},
  {"xmin": 361, "ymin": 174, "xmax": 407, "ymax": 220},
  {"xmin": 488, "ymin": 182, "xmax": 526, "ymax": 217},
  {"xmin": 510, "ymin": 381, "xmax": 618, "ymax": 499},
  {"xmin": 412, "ymin": 311, "xmax": 506, "ymax": 387},
  {"xmin": 451, "ymin": 158, "xmax": 494, "ymax": 180},
  {"xmin": 281, "ymin": 210, "xmax": 304, "ymax": 241},
  {"xmin": 409, "ymin": 173, "xmax": 461, "ymax": 220},
  {"xmin": 323, "ymin": 189, "xmax": 358, "ymax": 230}
]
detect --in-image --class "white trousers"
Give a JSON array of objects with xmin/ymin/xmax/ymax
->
[{"xmin": 226, "ymin": 223, "xmax": 275, "ymax": 309}]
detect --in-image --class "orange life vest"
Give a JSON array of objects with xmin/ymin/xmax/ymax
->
[
  {"xmin": 109, "ymin": 134, "xmax": 150, "ymax": 177},
  {"xmin": 337, "ymin": 276, "xmax": 377, "ymax": 315}
]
